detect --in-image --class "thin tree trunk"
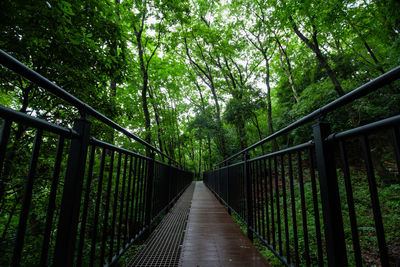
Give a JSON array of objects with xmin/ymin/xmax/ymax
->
[
  {"xmin": 195, "ymin": 80, "xmax": 213, "ymax": 169},
  {"xmin": 174, "ymin": 107, "xmax": 182, "ymax": 165},
  {"xmin": 109, "ymin": 0, "xmax": 121, "ymax": 144},
  {"xmin": 276, "ymin": 38, "xmax": 299, "ymax": 103},
  {"xmin": 148, "ymin": 88, "xmax": 164, "ymax": 160},
  {"xmin": 290, "ymin": 18, "xmax": 359, "ymax": 125},
  {"xmin": 251, "ymin": 112, "xmax": 265, "ymax": 155},
  {"xmin": 135, "ymin": 30, "xmax": 152, "ymax": 156},
  {"xmin": 348, "ymin": 21, "xmax": 386, "ymax": 74},
  {"xmin": 263, "ymin": 56, "xmax": 279, "ymax": 151},
  {"xmin": 184, "ymin": 37, "xmax": 228, "ymax": 158},
  {"xmin": 207, "ymin": 135, "xmax": 212, "ymax": 169},
  {"xmin": 190, "ymin": 136, "xmax": 195, "ymax": 162},
  {"xmin": 290, "ymin": 18, "xmax": 345, "ymax": 97},
  {"xmin": 198, "ymin": 138, "xmax": 202, "ymax": 177}
]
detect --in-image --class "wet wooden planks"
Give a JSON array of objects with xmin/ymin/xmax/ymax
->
[{"xmin": 179, "ymin": 181, "xmax": 270, "ymax": 267}]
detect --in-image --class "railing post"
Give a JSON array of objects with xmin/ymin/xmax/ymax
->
[
  {"xmin": 53, "ymin": 117, "xmax": 91, "ymax": 267},
  {"xmin": 244, "ymin": 152, "xmax": 253, "ymax": 241},
  {"xmin": 227, "ymin": 166, "xmax": 231, "ymax": 215},
  {"xmin": 167, "ymin": 159, "xmax": 172, "ymax": 210},
  {"xmin": 145, "ymin": 152, "xmax": 155, "ymax": 235},
  {"xmin": 313, "ymin": 120, "xmax": 348, "ymax": 266}
]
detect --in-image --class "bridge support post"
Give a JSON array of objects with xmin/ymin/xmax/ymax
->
[
  {"xmin": 313, "ymin": 121, "xmax": 348, "ymax": 267},
  {"xmin": 53, "ymin": 116, "xmax": 91, "ymax": 267},
  {"xmin": 244, "ymin": 152, "xmax": 253, "ymax": 241},
  {"xmin": 145, "ymin": 153, "xmax": 155, "ymax": 235}
]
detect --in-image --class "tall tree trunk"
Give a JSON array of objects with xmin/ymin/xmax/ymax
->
[
  {"xmin": 135, "ymin": 29, "xmax": 152, "ymax": 156},
  {"xmin": 198, "ymin": 138, "xmax": 202, "ymax": 177},
  {"xmin": 234, "ymin": 95, "xmax": 247, "ymax": 150},
  {"xmin": 247, "ymin": 31, "xmax": 279, "ymax": 151},
  {"xmin": 109, "ymin": 0, "xmax": 121, "ymax": 144},
  {"xmin": 290, "ymin": 18, "xmax": 345, "ymax": 97},
  {"xmin": 209, "ymin": 83, "xmax": 227, "ymax": 158},
  {"xmin": 173, "ymin": 107, "xmax": 182, "ymax": 165},
  {"xmin": 195, "ymin": 80, "xmax": 213, "ymax": 169},
  {"xmin": 190, "ymin": 136, "xmax": 195, "ymax": 163},
  {"xmin": 263, "ymin": 55, "xmax": 279, "ymax": 151},
  {"xmin": 251, "ymin": 112, "xmax": 265, "ymax": 155},
  {"xmin": 207, "ymin": 135, "xmax": 212, "ymax": 169},
  {"xmin": 290, "ymin": 18, "xmax": 359, "ymax": 125},
  {"xmin": 148, "ymin": 88, "xmax": 164, "ymax": 160},
  {"xmin": 184, "ymin": 37, "xmax": 228, "ymax": 158},
  {"xmin": 276, "ymin": 38, "xmax": 299, "ymax": 103},
  {"xmin": 220, "ymin": 56, "xmax": 248, "ymax": 152},
  {"xmin": 347, "ymin": 21, "xmax": 386, "ymax": 75}
]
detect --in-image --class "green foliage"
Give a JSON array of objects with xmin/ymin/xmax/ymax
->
[{"xmin": 0, "ymin": 0, "xmax": 399, "ymax": 265}]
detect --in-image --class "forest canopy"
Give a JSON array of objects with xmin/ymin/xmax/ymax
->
[{"xmin": 1, "ymin": 0, "xmax": 399, "ymax": 174}]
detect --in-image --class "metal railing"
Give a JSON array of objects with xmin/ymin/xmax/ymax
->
[
  {"xmin": 204, "ymin": 66, "xmax": 400, "ymax": 267},
  {"xmin": 0, "ymin": 50, "xmax": 192, "ymax": 267}
]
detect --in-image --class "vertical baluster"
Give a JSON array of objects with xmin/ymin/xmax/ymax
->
[
  {"xmin": 100, "ymin": 150, "xmax": 117, "ymax": 266},
  {"xmin": 281, "ymin": 154, "xmax": 290, "ymax": 263},
  {"xmin": 227, "ymin": 167, "xmax": 231, "ymax": 215},
  {"xmin": 308, "ymin": 147, "xmax": 323, "ymax": 267},
  {"xmin": 288, "ymin": 153, "xmax": 299, "ymax": 266},
  {"xmin": 241, "ymin": 163, "xmax": 245, "ymax": 220},
  {"xmin": 263, "ymin": 158, "xmax": 270, "ymax": 244},
  {"xmin": 249, "ymin": 162, "xmax": 253, "ymax": 231},
  {"xmin": 89, "ymin": 147, "xmax": 106, "ymax": 267},
  {"xmin": 134, "ymin": 157, "xmax": 143, "ymax": 234},
  {"xmin": 274, "ymin": 155, "xmax": 282, "ymax": 254},
  {"xmin": 254, "ymin": 161, "xmax": 260, "ymax": 235},
  {"xmin": 0, "ymin": 120, "xmax": 12, "ymax": 201},
  {"xmin": 252, "ymin": 161, "xmax": 258, "ymax": 233},
  {"xmin": 313, "ymin": 121, "xmax": 347, "ymax": 267},
  {"xmin": 12, "ymin": 129, "xmax": 43, "ymax": 267},
  {"xmin": 269, "ymin": 157, "xmax": 275, "ymax": 249},
  {"xmin": 54, "ymin": 118, "xmax": 91, "ymax": 267},
  {"xmin": 131, "ymin": 156, "xmax": 139, "ymax": 237},
  {"xmin": 360, "ymin": 135, "xmax": 389, "ymax": 266},
  {"xmin": 258, "ymin": 159, "xmax": 266, "ymax": 239},
  {"xmin": 117, "ymin": 153, "xmax": 128, "ymax": 255},
  {"xmin": 243, "ymin": 163, "xmax": 247, "ymax": 222},
  {"xmin": 256, "ymin": 160, "xmax": 263, "ymax": 236},
  {"xmin": 338, "ymin": 141, "xmax": 362, "ymax": 267},
  {"xmin": 109, "ymin": 152, "xmax": 122, "ymax": 263},
  {"xmin": 298, "ymin": 150, "xmax": 310, "ymax": 266},
  {"xmin": 76, "ymin": 144, "xmax": 95, "ymax": 267},
  {"xmin": 40, "ymin": 136, "xmax": 65, "ymax": 267},
  {"xmin": 139, "ymin": 159, "xmax": 148, "ymax": 230},
  {"xmin": 124, "ymin": 155, "xmax": 133, "ymax": 244},
  {"xmin": 391, "ymin": 127, "xmax": 400, "ymax": 176},
  {"xmin": 253, "ymin": 162, "xmax": 258, "ymax": 233},
  {"xmin": 244, "ymin": 152, "xmax": 253, "ymax": 241}
]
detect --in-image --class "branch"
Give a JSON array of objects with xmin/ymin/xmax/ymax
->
[
  {"xmin": 184, "ymin": 36, "xmax": 212, "ymax": 81},
  {"xmin": 145, "ymin": 19, "xmax": 164, "ymax": 71},
  {"xmin": 200, "ymin": 16, "xmax": 210, "ymax": 27},
  {"xmin": 289, "ymin": 16, "xmax": 316, "ymax": 51}
]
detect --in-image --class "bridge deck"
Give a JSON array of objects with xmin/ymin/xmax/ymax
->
[
  {"xmin": 127, "ymin": 181, "xmax": 269, "ymax": 266},
  {"xmin": 179, "ymin": 181, "xmax": 270, "ymax": 267}
]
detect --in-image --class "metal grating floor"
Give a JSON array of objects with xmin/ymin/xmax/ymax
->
[{"xmin": 126, "ymin": 182, "xmax": 195, "ymax": 267}]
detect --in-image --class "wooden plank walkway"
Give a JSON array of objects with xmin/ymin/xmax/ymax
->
[{"xmin": 179, "ymin": 181, "xmax": 270, "ymax": 267}]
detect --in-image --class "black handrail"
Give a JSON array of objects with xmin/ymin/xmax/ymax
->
[
  {"xmin": 206, "ymin": 66, "xmax": 400, "ymax": 267},
  {"xmin": 0, "ymin": 105, "xmax": 79, "ymax": 137},
  {"xmin": 0, "ymin": 49, "xmax": 178, "ymax": 166},
  {"xmin": 217, "ymin": 65, "xmax": 400, "ymax": 166},
  {"xmin": 0, "ymin": 50, "xmax": 193, "ymax": 267}
]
